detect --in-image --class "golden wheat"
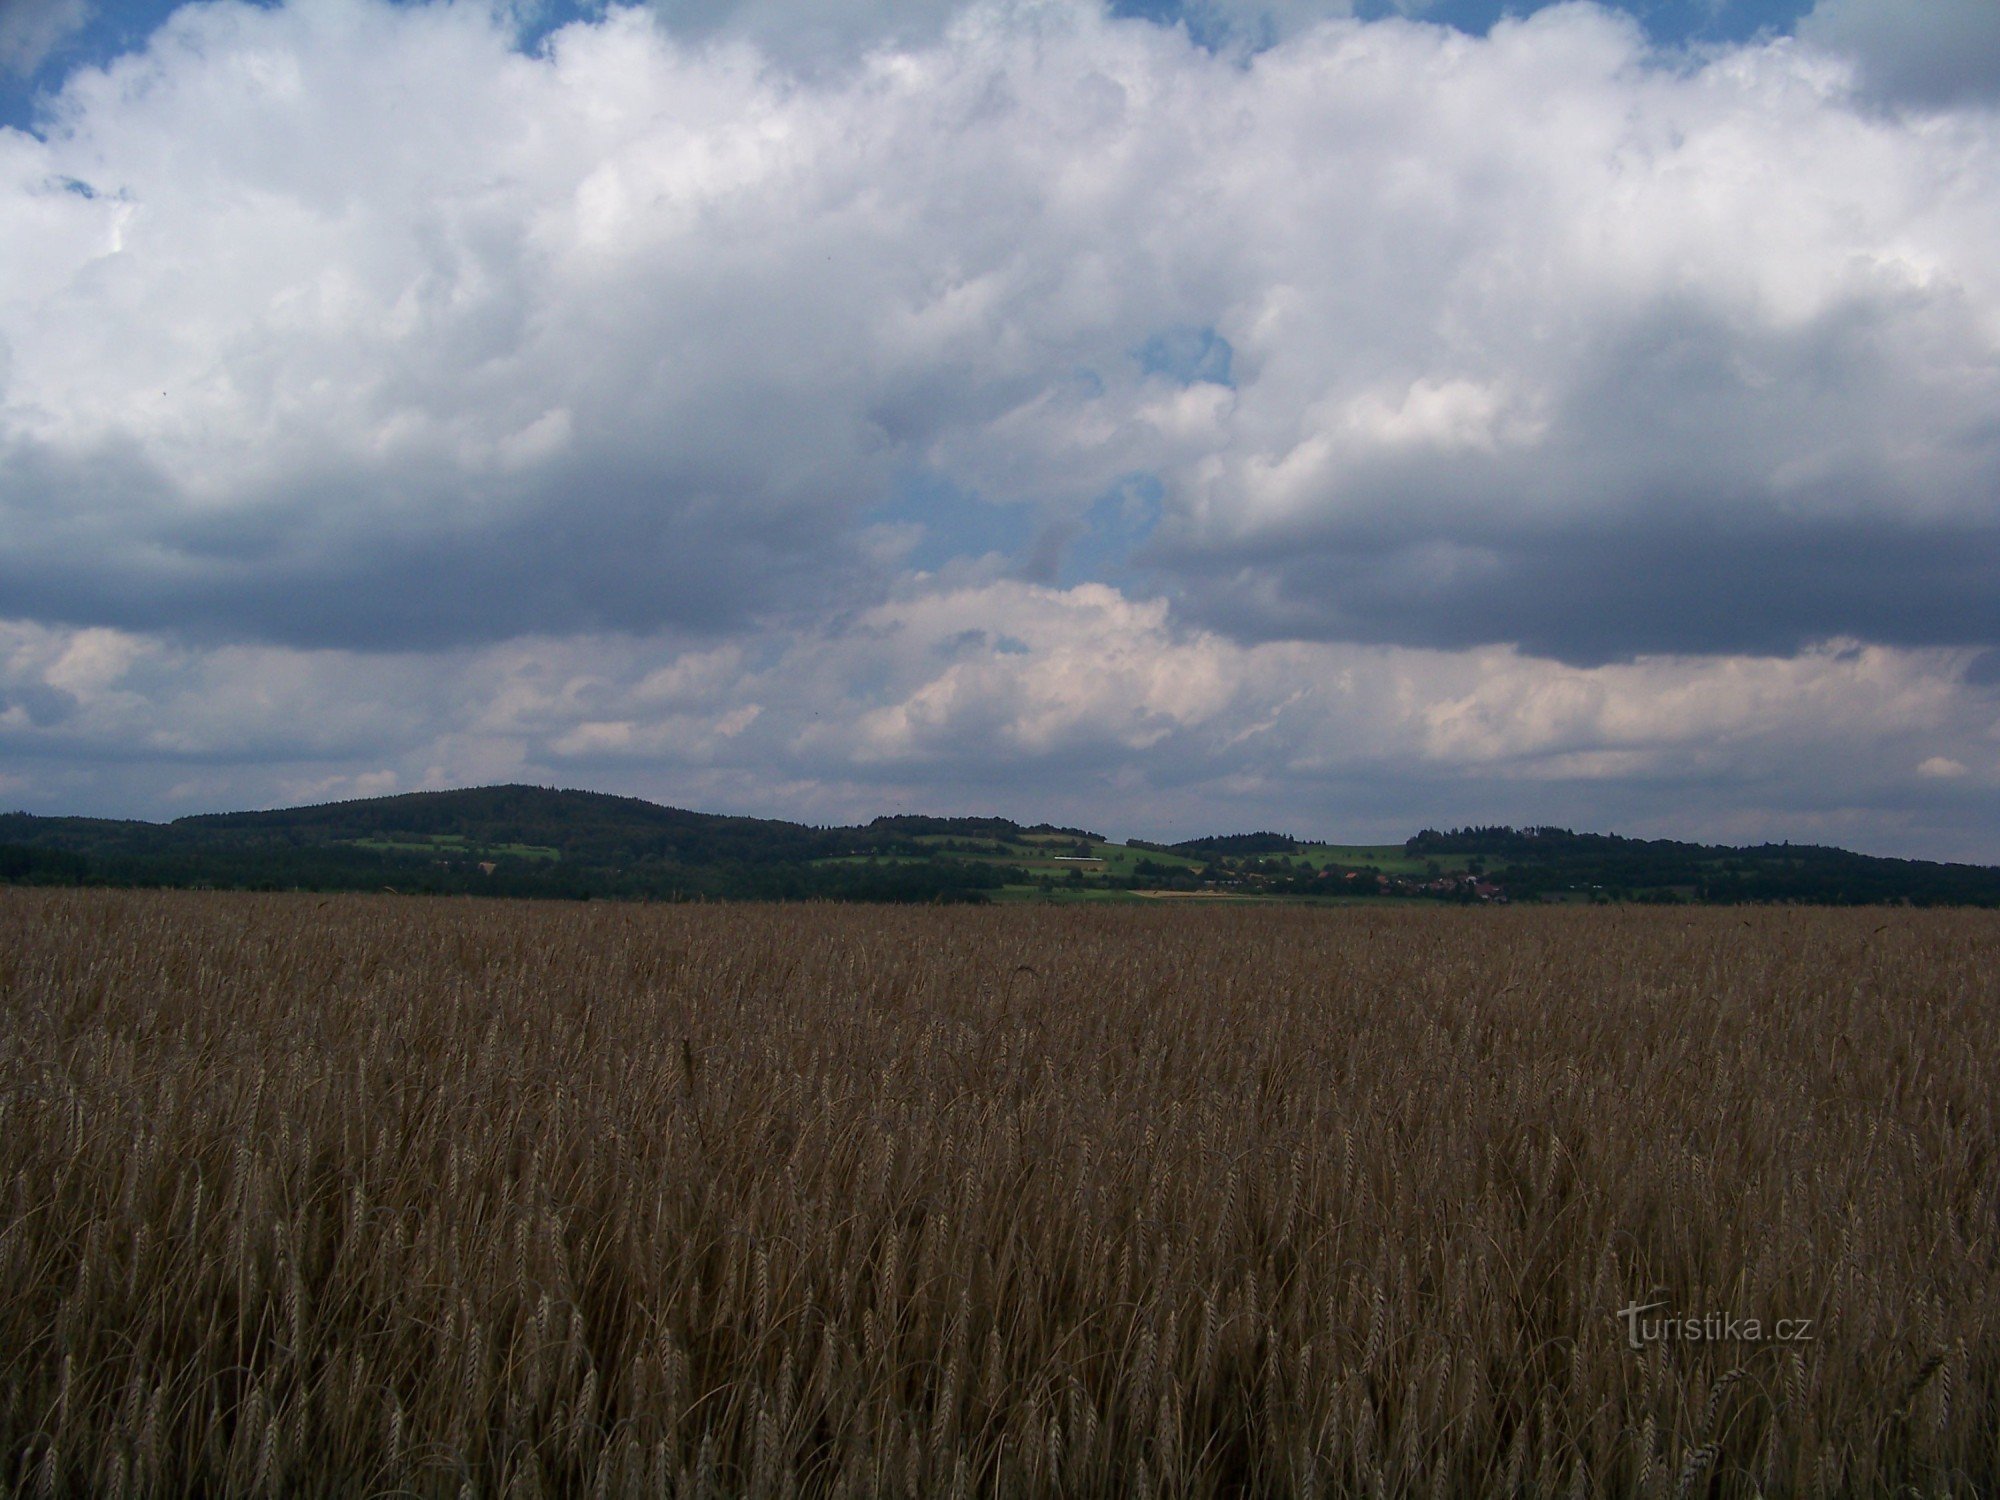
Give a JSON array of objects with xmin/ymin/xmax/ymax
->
[{"xmin": 0, "ymin": 890, "xmax": 1994, "ymax": 1495}]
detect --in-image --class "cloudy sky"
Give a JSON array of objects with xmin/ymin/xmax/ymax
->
[{"xmin": 3, "ymin": 0, "xmax": 1998, "ymax": 856}]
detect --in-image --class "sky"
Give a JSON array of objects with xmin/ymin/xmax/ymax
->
[{"xmin": 2, "ymin": 0, "xmax": 1998, "ymax": 857}]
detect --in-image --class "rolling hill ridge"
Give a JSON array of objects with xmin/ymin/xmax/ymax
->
[{"xmin": 3, "ymin": 785, "xmax": 1997, "ymax": 905}]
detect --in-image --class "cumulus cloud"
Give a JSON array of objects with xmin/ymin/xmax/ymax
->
[
  {"xmin": 3, "ymin": 0, "xmax": 1997, "ymax": 662},
  {"xmin": 1798, "ymin": 0, "xmax": 2000, "ymax": 106},
  {"xmin": 5, "ymin": 0, "xmax": 2000, "ymax": 855},
  {"xmin": 6, "ymin": 592, "xmax": 1997, "ymax": 854}
]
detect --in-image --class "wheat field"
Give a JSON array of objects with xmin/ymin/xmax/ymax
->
[{"xmin": 0, "ymin": 889, "xmax": 1994, "ymax": 1496}]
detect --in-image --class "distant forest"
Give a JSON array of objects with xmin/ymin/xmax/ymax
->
[
  {"xmin": 2, "ymin": 786, "xmax": 1996, "ymax": 906},
  {"xmin": 1402, "ymin": 826, "xmax": 2000, "ymax": 907}
]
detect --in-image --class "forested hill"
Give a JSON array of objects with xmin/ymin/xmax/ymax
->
[
  {"xmin": 0, "ymin": 786, "xmax": 1102, "ymax": 903},
  {"xmin": 1403, "ymin": 825, "xmax": 2000, "ymax": 906},
  {"xmin": 1, "ymin": 787, "xmax": 1996, "ymax": 905},
  {"xmin": 180, "ymin": 785, "xmax": 840, "ymax": 867}
]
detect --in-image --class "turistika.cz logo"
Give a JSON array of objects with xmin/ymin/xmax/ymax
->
[{"xmin": 1616, "ymin": 1300, "xmax": 1815, "ymax": 1351}]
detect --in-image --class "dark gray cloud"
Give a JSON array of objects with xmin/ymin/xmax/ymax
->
[
  {"xmin": 1799, "ymin": 0, "xmax": 2000, "ymax": 106},
  {"xmin": 1158, "ymin": 292, "xmax": 2000, "ymax": 660},
  {"xmin": 640, "ymin": 0, "xmax": 959, "ymax": 66},
  {"xmin": 0, "ymin": 437, "xmax": 892, "ymax": 647},
  {"xmin": 1167, "ymin": 516, "xmax": 2000, "ymax": 664},
  {"xmin": 1962, "ymin": 647, "xmax": 2000, "ymax": 687}
]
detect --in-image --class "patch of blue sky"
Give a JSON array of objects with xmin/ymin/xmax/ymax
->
[
  {"xmin": 1414, "ymin": 0, "xmax": 1812, "ymax": 46},
  {"xmin": 1111, "ymin": 0, "xmax": 1816, "ymax": 48},
  {"xmin": 1061, "ymin": 473, "xmax": 1165, "ymax": 589},
  {"xmin": 0, "ymin": 0, "xmax": 609, "ymax": 133},
  {"xmin": 3, "ymin": 0, "xmax": 1827, "ymax": 135},
  {"xmin": 875, "ymin": 465, "xmax": 1164, "ymax": 589},
  {"xmin": 1136, "ymin": 325, "xmax": 1234, "ymax": 388},
  {"xmin": 875, "ymin": 469, "xmax": 1042, "ymax": 576}
]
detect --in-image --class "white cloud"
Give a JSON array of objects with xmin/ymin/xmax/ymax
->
[
  {"xmin": 4, "ymin": 592, "xmax": 1996, "ymax": 855},
  {"xmin": 1, "ymin": 0, "xmax": 1996, "ymax": 661}
]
